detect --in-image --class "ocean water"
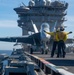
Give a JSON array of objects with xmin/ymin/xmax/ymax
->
[
  {"xmin": 0, "ymin": 50, "xmax": 12, "ymax": 68},
  {"xmin": 0, "ymin": 50, "xmax": 12, "ymax": 55}
]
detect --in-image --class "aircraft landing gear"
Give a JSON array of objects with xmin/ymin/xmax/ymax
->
[
  {"xmin": 30, "ymin": 48, "xmax": 33, "ymax": 54},
  {"xmin": 41, "ymin": 48, "xmax": 44, "ymax": 54},
  {"xmin": 40, "ymin": 41, "xmax": 49, "ymax": 54},
  {"xmin": 41, "ymin": 48, "xmax": 48, "ymax": 54},
  {"xmin": 45, "ymin": 49, "xmax": 48, "ymax": 54}
]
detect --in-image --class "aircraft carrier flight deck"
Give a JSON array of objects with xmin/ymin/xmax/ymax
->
[
  {"xmin": 24, "ymin": 51, "xmax": 74, "ymax": 75},
  {"xmin": 0, "ymin": 0, "xmax": 74, "ymax": 75},
  {"xmin": 33, "ymin": 52, "xmax": 74, "ymax": 73}
]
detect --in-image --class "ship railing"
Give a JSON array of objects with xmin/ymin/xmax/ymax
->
[
  {"xmin": 51, "ymin": 0, "xmax": 68, "ymax": 9},
  {"xmin": 25, "ymin": 52, "xmax": 74, "ymax": 75}
]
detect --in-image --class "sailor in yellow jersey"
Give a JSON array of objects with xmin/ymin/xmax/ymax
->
[
  {"xmin": 57, "ymin": 26, "xmax": 72, "ymax": 58},
  {"xmin": 44, "ymin": 28, "xmax": 59, "ymax": 57}
]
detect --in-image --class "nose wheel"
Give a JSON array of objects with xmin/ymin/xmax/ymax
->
[
  {"xmin": 41, "ymin": 48, "xmax": 48, "ymax": 54},
  {"xmin": 41, "ymin": 48, "xmax": 44, "ymax": 54},
  {"xmin": 30, "ymin": 47, "xmax": 33, "ymax": 54},
  {"xmin": 45, "ymin": 49, "xmax": 48, "ymax": 54}
]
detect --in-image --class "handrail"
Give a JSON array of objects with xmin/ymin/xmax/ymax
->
[{"xmin": 25, "ymin": 52, "xmax": 74, "ymax": 75}]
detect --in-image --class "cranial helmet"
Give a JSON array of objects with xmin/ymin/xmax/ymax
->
[
  {"xmin": 60, "ymin": 26, "xmax": 65, "ymax": 31},
  {"xmin": 56, "ymin": 28, "xmax": 60, "ymax": 32}
]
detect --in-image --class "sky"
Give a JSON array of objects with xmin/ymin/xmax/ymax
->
[{"xmin": 0, "ymin": 0, "xmax": 74, "ymax": 50}]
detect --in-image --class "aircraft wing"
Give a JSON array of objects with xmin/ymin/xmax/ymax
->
[
  {"xmin": 0, "ymin": 33, "xmax": 41, "ymax": 45},
  {"xmin": 65, "ymin": 38, "xmax": 73, "ymax": 44},
  {"xmin": 0, "ymin": 36, "xmax": 34, "ymax": 44}
]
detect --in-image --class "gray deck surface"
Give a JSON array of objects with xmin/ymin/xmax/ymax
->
[{"xmin": 33, "ymin": 52, "xmax": 74, "ymax": 74}]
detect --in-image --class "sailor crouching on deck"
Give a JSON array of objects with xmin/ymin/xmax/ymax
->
[
  {"xmin": 44, "ymin": 28, "xmax": 59, "ymax": 57},
  {"xmin": 57, "ymin": 26, "xmax": 72, "ymax": 58}
]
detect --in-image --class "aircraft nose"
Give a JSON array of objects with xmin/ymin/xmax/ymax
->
[{"xmin": 41, "ymin": 32, "xmax": 50, "ymax": 41}]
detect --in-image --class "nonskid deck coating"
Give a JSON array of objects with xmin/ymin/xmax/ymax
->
[{"xmin": 33, "ymin": 52, "xmax": 74, "ymax": 74}]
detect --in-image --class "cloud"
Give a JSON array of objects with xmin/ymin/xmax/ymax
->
[{"xmin": 0, "ymin": 20, "xmax": 18, "ymax": 28}]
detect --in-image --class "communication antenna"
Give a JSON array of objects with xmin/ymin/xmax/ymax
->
[{"xmin": 22, "ymin": 2, "xmax": 26, "ymax": 6}]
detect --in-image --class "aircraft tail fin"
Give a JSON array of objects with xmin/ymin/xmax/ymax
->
[
  {"xmin": 31, "ymin": 20, "xmax": 38, "ymax": 33},
  {"xmin": 51, "ymin": 21, "xmax": 57, "ymax": 32}
]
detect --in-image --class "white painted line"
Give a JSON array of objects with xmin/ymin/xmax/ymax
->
[
  {"xmin": 62, "ymin": 66, "xmax": 68, "ymax": 70},
  {"xmin": 57, "ymin": 69, "xmax": 74, "ymax": 75}
]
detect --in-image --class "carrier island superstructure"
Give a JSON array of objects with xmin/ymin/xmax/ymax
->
[{"xmin": 14, "ymin": 0, "xmax": 68, "ymax": 49}]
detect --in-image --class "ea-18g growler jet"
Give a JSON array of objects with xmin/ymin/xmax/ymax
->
[{"xmin": 0, "ymin": 21, "xmax": 57, "ymax": 54}]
